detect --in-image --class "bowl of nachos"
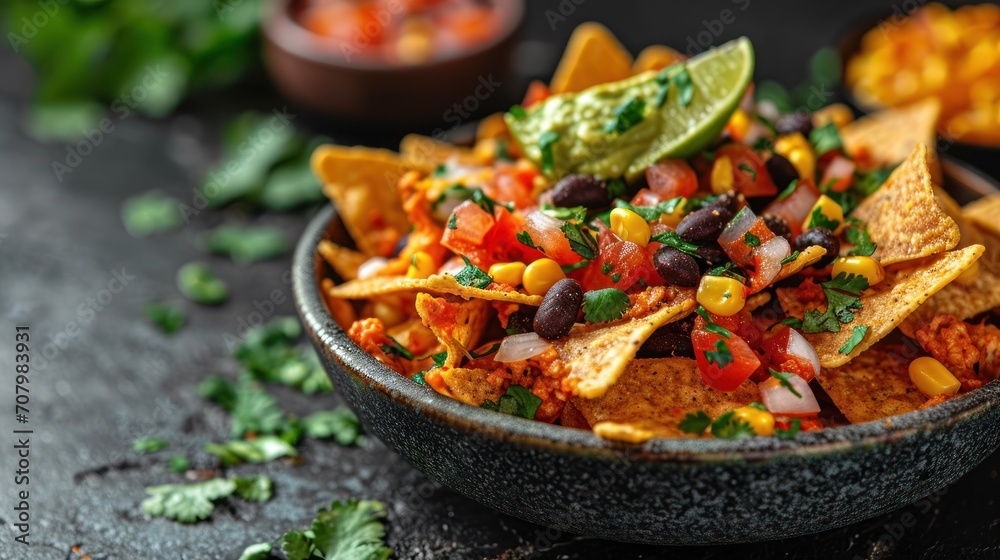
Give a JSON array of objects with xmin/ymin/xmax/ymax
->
[{"xmin": 293, "ymin": 24, "xmax": 1000, "ymax": 543}]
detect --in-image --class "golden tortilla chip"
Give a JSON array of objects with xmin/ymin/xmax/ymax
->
[
  {"xmin": 476, "ymin": 112, "xmax": 509, "ymax": 141},
  {"xmin": 318, "ymin": 240, "xmax": 367, "ymax": 281},
  {"xmin": 962, "ymin": 194, "xmax": 1000, "ymax": 238},
  {"xmin": 817, "ymin": 341, "xmax": 927, "ymax": 424},
  {"xmin": 840, "ymin": 98, "xmax": 942, "ymax": 183},
  {"xmin": 805, "ymin": 244, "xmax": 984, "ymax": 368},
  {"xmin": 320, "ymin": 278, "xmax": 357, "ymax": 330},
  {"xmin": 414, "ymin": 293, "xmax": 489, "ymax": 368},
  {"xmin": 436, "ymin": 367, "xmax": 504, "ymax": 406},
  {"xmin": 558, "ymin": 290, "xmax": 696, "ymax": 398},
  {"xmin": 745, "ymin": 291, "xmax": 772, "ymax": 313},
  {"xmin": 399, "ymin": 134, "xmax": 481, "ymax": 171},
  {"xmin": 632, "ymin": 45, "xmax": 683, "ymax": 74},
  {"xmin": 900, "ymin": 225, "xmax": 1000, "ymax": 337},
  {"xmin": 324, "ymin": 274, "xmax": 543, "ymax": 306},
  {"xmin": 773, "ymin": 245, "xmax": 827, "ymax": 283},
  {"xmin": 574, "ymin": 358, "xmax": 759, "ymax": 442},
  {"xmin": 311, "ymin": 145, "xmax": 410, "ymax": 257},
  {"xmin": 550, "ymin": 22, "xmax": 633, "ymax": 94},
  {"xmin": 850, "ymin": 144, "xmax": 959, "ymax": 266}
]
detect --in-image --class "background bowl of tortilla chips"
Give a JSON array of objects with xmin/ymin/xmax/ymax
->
[{"xmin": 293, "ymin": 157, "xmax": 1000, "ymax": 545}]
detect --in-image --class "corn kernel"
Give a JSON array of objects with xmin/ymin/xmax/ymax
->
[
  {"xmin": 372, "ymin": 301, "xmax": 407, "ymax": 327},
  {"xmin": 726, "ymin": 109, "xmax": 752, "ymax": 141},
  {"xmin": 774, "ymin": 133, "xmax": 815, "ymax": 180},
  {"xmin": 659, "ymin": 198, "xmax": 687, "ymax": 228},
  {"xmin": 523, "ymin": 258, "xmax": 566, "ymax": 296},
  {"xmin": 696, "ymin": 275, "xmax": 747, "ymax": 316},
  {"xmin": 812, "ymin": 103, "xmax": 854, "ymax": 129},
  {"xmin": 733, "ymin": 406, "xmax": 775, "ymax": 436},
  {"xmin": 909, "ymin": 356, "xmax": 962, "ymax": 397},
  {"xmin": 610, "ymin": 208, "xmax": 651, "ymax": 246},
  {"xmin": 802, "ymin": 194, "xmax": 845, "ymax": 234},
  {"xmin": 832, "ymin": 256, "xmax": 885, "ymax": 286},
  {"xmin": 406, "ymin": 251, "xmax": 436, "ymax": 278},
  {"xmin": 488, "ymin": 261, "xmax": 527, "ymax": 287},
  {"xmin": 955, "ymin": 260, "xmax": 980, "ymax": 287},
  {"xmin": 710, "ymin": 155, "xmax": 735, "ymax": 194}
]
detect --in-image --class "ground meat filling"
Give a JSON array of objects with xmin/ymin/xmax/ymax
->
[{"xmin": 914, "ymin": 314, "xmax": 1000, "ymax": 391}]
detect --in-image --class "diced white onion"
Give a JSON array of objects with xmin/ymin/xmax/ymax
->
[
  {"xmin": 760, "ymin": 374, "xmax": 821, "ymax": 415},
  {"xmin": 756, "ymin": 236, "xmax": 791, "ymax": 286},
  {"xmin": 494, "ymin": 332, "xmax": 552, "ymax": 363},
  {"xmin": 786, "ymin": 328, "xmax": 821, "ymax": 379},
  {"xmin": 740, "ymin": 121, "xmax": 771, "ymax": 147},
  {"xmin": 357, "ymin": 257, "xmax": 390, "ymax": 279},
  {"xmin": 718, "ymin": 206, "xmax": 758, "ymax": 247},
  {"xmin": 824, "ymin": 155, "xmax": 855, "ymax": 182}
]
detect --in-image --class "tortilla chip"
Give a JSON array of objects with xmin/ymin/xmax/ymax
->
[
  {"xmin": 311, "ymin": 145, "xmax": 410, "ymax": 257},
  {"xmin": 574, "ymin": 358, "xmax": 759, "ymax": 442},
  {"xmin": 325, "ymin": 274, "xmax": 543, "ymax": 306},
  {"xmin": 318, "ymin": 240, "xmax": 368, "ymax": 281},
  {"xmin": 415, "ymin": 293, "xmax": 489, "ymax": 368},
  {"xmin": 320, "ymin": 278, "xmax": 357, "ymax": 330},
  {"xmin": 476, "ymin": 113, "xmax": 509, "ymax": 141},
  {"xmin": 745, "ymin": 291, "xmax": 772, "ymax": 313},
  {"xmin": 805, "ymin": 244, "xmax": 984, "ymax": 368},
  {"xmin": 399, "ymin": 134, "xmax": 481, "ymax": 171},
  {"xmin": 962, "ymin": 194, "xmax": 1000, "ymax": 238},
  {"xmin": 850, "ymin": 144, "xmax": 959, "ymax": 266},
  {"xmin": 550, "ymin": 22, "xmax": 633, "ymax": 94},
  {"xmin": 840, "ymin": 98, "xmax": 941, "ymax": 183},
  {"xmin": 632, "ymin": 45, "xmax": 683, "ymax": 74},
  {"xmin": 900, "ymin": 226, "xmax": 1000, "ymax": 337},
  {"xmin": 558, "ymin": 290, "xmax": 696, "ymax": 398},
  {"xmin": 436, "ymin": 367, "xmax": 503, "ymax": 406},
  {"xmin": 773, "ymin": 245, "xmax": 827, "ymax": 283},
  {"xmin": 817, "ymin": 341, "xmax": 927, "ymax": 424}
]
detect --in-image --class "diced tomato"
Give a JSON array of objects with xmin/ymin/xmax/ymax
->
[
  {"xmin": 522, "ymin": 80, "xmax": 550, "ymax": 108},
  {"xmin": 719, "ymin": 216, "xmax": 776, "ymax": 268},
  {"xmin": 645, "ymin": 158, "xmax": 698, "ymax": 200},
  {"xmin": 578, "ymin": 228, "xmax": 662, "ymax": 291},
  {"xmin": 758, "ymin": 326, "xmax": 818, "ymax": 382},
  {"xmin": 715, "ymin": 143, "xmax": 777, "ymax": 197},
  {"xmin": 820, "ymin": 155, "xmax": 856, "ymax": 192},
  {"xmin": 630, "ymin": 188, "xmax": 662, "ymax": 206},
  {"xmin": 775, "ymin": 417, "xmax": 823, "ymax": 432},
  {"xmin": 692, "ymin": 327, "xmax": 761, "ymax": 392},
  {"xmin": 492, "ymin": 163, "xmax": 537, "ymax": 210},
  {"xmin": 522, "ymin": 210, "xmax": 582, "ymax": 265},
  {"xmin": 488, "ymin": 206, "xmax": 545, "ymax": 263},
  {"xmin": 761, "ymin": 178, "xmax": 820, "ymax": 238},
  {"xmin": 441, "ymin": 201, "xmax": 495, "ymax": 266}
]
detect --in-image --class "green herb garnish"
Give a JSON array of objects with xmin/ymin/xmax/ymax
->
[
  {"xmin": 801, "ymin": 272, "xmax": 869, "ymax": 333},
  {"xmin": 481, "ymin": 385, "xmax": 542, "ymax": 419},
  {"xmin": 454, "ymin": 256, "xmax": 493, "ymax": 289},
  {"xmin": 582, "ymin": 288, "xmax": 630, "ymax": 323},
  {"xmin": 768, "ymin": 369, "xmax": 803, "ymax": 398},
  {"xmin": 605, "ymin": 96, "xmax": 647, "ymax": 135}
]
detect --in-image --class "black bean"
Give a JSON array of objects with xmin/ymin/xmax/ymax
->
[
  {"xmin": 705, "ymin": 192, "xmax": 741, "ymax": 214},
  {"xmin": 533, "ymin": 278, "xmax": 583, "ymax": 340},
  {"xmin": 794, "ymin": 228, "xmax": 840, "ymax": 267},
  {"xmin": 549, "ymin": 174, "xmax": 608, "ymax": 209},
  {"xmin": 391, "ymin": 232, "xmax": 411, "ymax": 257},
  {"xmin": 676, "ymin": 206, "xmax": 733, "ymax": 242},
  {"xmin": 653, "ymin": 246, "xmax": 701, "ymax": 287},
  {"xmin": 775, "ymin": 112, "xmax": 814, "ymax": 136},
  {"xmin": 637, "ymin": 318, "xmax": 695, "ymax": 359},
  {"xmin": 693, "ymin": 241, "xmax": 729, "ymax": 271},
  {"xmin": 763, "ymin": 214, "xmax": 793, "ymax": 242},
  {"xmin": 766, "ymin": 153, "xmax": 799, "ymax": 190},
  {"xmin": 506, "ymin": 307, "xmax": 537, "ymax": 335}
]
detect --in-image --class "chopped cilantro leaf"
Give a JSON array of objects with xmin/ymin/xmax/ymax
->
[
  {"xmin": 144, "ymin": 303, "xmax": 185, "ymax": 334},
  {"xmin": 705, "ymin": 339, "xmax": 733, "ymax": 368},
  {"xmin": 806, "ymin": 205, "xmax": 840, "ymax": 232},
  {"xmin": 768, "ymin": 369, "xmax": 803, "ymax": 398},
  {"xmin": 133, "ymin": 437, "xmax": 169, "ymax": 454},
  {"xmin": 561, "ymin": 260, "xmax": 590, "ymax": 274},
  {"xmin": 654, "ymin": 64, "xmax": 693, "ymax": 107},
  {"xmin": 560, "ymin": 221, "xmax": 598, "ymax": 260},
  {"xmin": 704, "ymin": 323, "xmax": 732, "ymax": 339},
  {"xmin": 781, "ymin": 250, "xmax": 801, "ymax": 265},
  {"xmin": 775, "ymin": 418, "xmax": 802, "ymax": 439},
  {"xmin": 610, "ymin": 272, "xmax": 622, "ymax": 283},
  {"xmin": 539, "ymin": 131, "xmax": 560, "ymax": 173},
  {"xmin": 605, "ymin": 96, "xmax": 647, "ymax": 135},
  {"xmin": 776, "ymin": 179, "xmax": 798, "ymax": 200},
  {"xmin": 845, "ymin": 217, "xmax": 877, "ymax": 257},
  {"xmin": 454, "ymin": 256, "xmax": 493, "ymax": 289},
  {"xmin": 168, "ymin": 454, "xmax": 190, "ymax": 473},
  {"xmin": 433, "ymin": 185, "xmax": 513, "ymax": 215},
  {"xmin": 302, "ymin": 408, "xmax": 363, "ymax": 446},
  {"xmin": 606, "ymin": 178, "xmax": 627, "ymax": 200},
  {"xmin": 748, "ymin": 402, "xmax": 768, "ymax": 411},
  {"xmin": 781, "ymin": 317, "xmax": 803, "ymax": 328},
  {"xmin": 142, "ymin": 478, "xmax": 236, "ymax": 523},
  {"xmin": 809, "ymin": 122, "xmax": 843, "ymax": 155},
  {"xmin": 516, "ymin": 230, "xmax": 541, "ymax": 252},
  {"xmin": 300, "ymin": 499, "xmax": 392, "ymax": 560},
  {"xmin": 203, "ymin": 436, "xmax": 298, "ymax": 466},
  {"xmin": 582, "ymin": 288, "xmax": 630, "ymax": 323},
  {"xmin": 601, "ymin": 262, "xmax": 614, "ymax": 275},
  {"xmin": 752, "ymin": 136, "xmax": 775, "ymax": 152},
  {"xmin": 801, "ymin": 272, "xmax": 869, "ymax": 333},
  {"xmin": 238, "ymin": 543, "xmax": 272, "ymax": 560},
  {"xmin": 481, "ymin": 385, "xmax": 542, "ymax": 419},
  {"xmin": 447, "ymin": 213, "xmax": 457, "ymax": 230},
  {"xmin": 232, "ymin": 475, "xmax": 274, "ymax": 503},
  {"xmin": 614, "ymin": 197, "xmax": 684, "ymax": 222},
  {"xmin": 678, "ymin": 410, "xmax": 712, "ymax": 435},
  {"xmin": 495, "ymin": 139, "xmax": 512, "ymax": 162},
  {"xmin": 431, "ymin": 351, "xmax": 448, "ymax": 367},
  {"xmin": 738, "ymin": 162, "xmax": 757, "ymax": 180},
  {"xmin": 826, "ymin": 188, "xmax": 858, "ymax": 215},
  {"xmin": 839, "ymin": 325, "xmax": 870, "ymax": 355},
  {"xmin": 542, "ymin": 204, "xmax": 588, "ymax": 222},
  {"xmin": 744, "ymin": 231, "xmax": 761, "ymax": 247},
  {"xmin": 710, "ymin": 410, "xmax": 756, "ymax": 439},
  {"xmin": 509, "ymin": 104, "xmax": 527, "ymax": 119},
  {"xmin": 650, "ymin": 230, "xmax": 700, "ymax": 255},
  {"xmin": 412, "ymin": 371, "xmax": 428, "ymax": 385},
  {"xmin": 470, "ymin": 342, "xmax": 502, "ymax": 359},
  {"xmin": 854, "ymin": 165, "xmax": 896, "ymax": 196},
  {"xmin": 673, "ymin": 67, "xmax": 694, "ymax": 106},
  {"xmin": 432, "ymin": 163, "xmax": 447, "ymax": 176}
]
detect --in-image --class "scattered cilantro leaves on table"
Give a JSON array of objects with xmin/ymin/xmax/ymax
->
[
  {"xmin": 582, "ymin": 288, "xmax": 630, "ymax": 323},
  {"xmin": 144, "ymin": 303, "xmax": 186, "ymax": 334},
  {"xmin": 204, "ymin": 436, "xmax": 298, "ymax": 467},
  {"xmin": 142, "ymin": 475, "xmax": 274, "ymax": 524},
  {"xmin": 481, "ymin": 385, "xmax": 542, "ymax": 420},
  {"xmin": 168, "ymin": 455, "xmax": 190, "ymax": 474},
  {"xmin": 204, "ymin": 225, "xmax": 290, "ymax": 263},
  {"xmin": 301, "ymin": 408, "xmax": 363, "ymax": 446},
  {"xmin": 121, "ymin": 191, "xmax": 183, "ymax": 237},
  {"xmin": 235, "ymin": 317, "xmax": 333, "ymax": 394},
  {"xmin": 233, "ymin": 475, "xmax": 274, "ymax": 503},
  {"xmin": 176, "ymin": 262, "xmax": 229, "ymax": 305},
  {"xmin": 133, "ymin": 437, "xmax": 169, "ymax": 454},
  {"xmin": 258, "ymin": 499, "xmax": 391, "ymax": 560}
]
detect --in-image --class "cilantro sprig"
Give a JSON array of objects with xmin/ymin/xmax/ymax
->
[
  {"xmin": 809, "ymin": 122, "xmax": 843, "ymax": 155},
  {"xmin": 561, "ymin": 221, "xmax": 599, "ymax": 260},
  {"xmin": 806, "ymin": 205, "xmax": 840, "ymax": 232},
  {"xmin": 582, "ymin": 288, "xmax": 630, "ymax": 323},
  {"xmin": 801, "ymin": 272, "xmax": 869, "ymax": 333},
  {"xmin": 481, "ymin": 385, "xmax": 542, "ymax": 419},
  {"xmin": 454, "ymin": 256, "xmax": 493, "ymax": 289},
  {"xmin": 679, "ymin": 410, "xmax": 755, "ymax": 439},
  {"xmin": 844, "ymin": 217, "xmax": 877, "ymax": 257},
  {"xmin": 605, "ymin": 96, "xmax": 647, "ymax": 135}
]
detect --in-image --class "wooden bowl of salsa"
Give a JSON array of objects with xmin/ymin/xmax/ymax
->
[{"xmin": 263, "ymin": 0, "xmax": 525, "ymax": 126}]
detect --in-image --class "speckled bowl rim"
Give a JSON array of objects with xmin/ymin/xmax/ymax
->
[
  {"xmin": 293, "ymin": 156, "xmax": 1000, "ymax": 463},
  {"xmin": 263, "ymin": 0, "xmax": 526, "ymax": 73}
]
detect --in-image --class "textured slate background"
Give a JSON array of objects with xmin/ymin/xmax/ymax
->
[{"xmin": 0, "ymin": 1, "xmax": 998, "ymax": 558}]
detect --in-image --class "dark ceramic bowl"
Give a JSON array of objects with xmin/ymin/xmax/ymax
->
[
  {"xmin": 836, "ymin": 9, "xmax": 1000, "ymax": 178},
  {"xmin": 262, "ymin": 0, "xmax": 524, "ymax": 126},
  {"xmin": 293, "ymin": 156, "xmax": 1000, "ymax": 545}
]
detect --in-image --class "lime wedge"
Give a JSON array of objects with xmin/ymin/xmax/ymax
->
[{"xmin": 506, "ymin": 37, "xmax": 755, "ymax": 181}]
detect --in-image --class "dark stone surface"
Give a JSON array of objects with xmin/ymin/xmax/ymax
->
[{"xmin": 0, "ymin": 1, "xmax": 997, "ymax": 559}]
